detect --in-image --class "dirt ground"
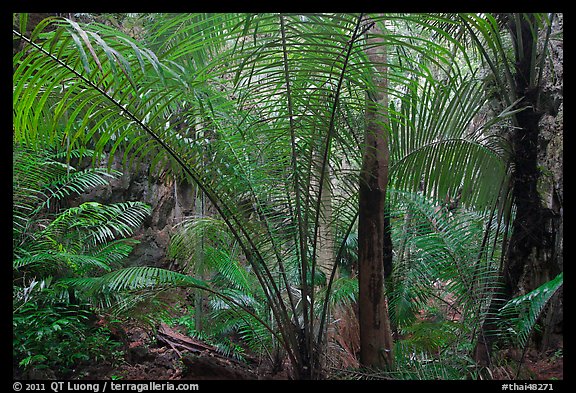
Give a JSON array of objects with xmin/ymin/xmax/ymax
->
[
  {"xmin": 67, "ymin": 322, "xmax": 562, "ymax": 381},
  {"xmin": 490, "ymin": 340, "xmax": 564, "ymax": 380},
  {"xmin": 70, "ymin": 324, "xmax": 288, "ymax": 380}
]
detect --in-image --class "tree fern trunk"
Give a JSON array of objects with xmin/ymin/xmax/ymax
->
[
  {"xmin": 475, "ymin": 14, "xmax": 562, "ymax": 365},
  {"xmin": 358, "ymin": 19, "xmax": 394, "ymax": 369},
  {"xmin": 504, "ymin": 14, "xmax": 546, "ymax": 300}
]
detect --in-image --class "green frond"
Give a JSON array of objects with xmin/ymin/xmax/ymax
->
[
  {"xmin": 13, "ymin": 144, "xmax": 121, "ymax": 237},
  {"xmin": 43, "ymin": 169, "xmax": 120, "ymax": 208},
  {"xmin": 387, "ymin": 189, "xmax": 504, "ymax": 332},
  {"xmin": 206, "ymin": 248, "xmax": 254, "ymax": 293},
  {"xmin": 63, "ymin": 266, "xmax": 208, "ymax": 310},
  {"xmin": 14, "ymin": 250, "xmax": 111, "ymax": 274},
  {"xmin": 496, "ymin": 273, "xmax": 563, "ymax": 348},
  {"xmin": 388, "ymin": 76, "xmax": 510, "ymax": 211},
  {"xmin": 14, "ymin": 13, "xmax": 555, "ymax": 377},
  {"xmin": 45, "ymin": 201, "xmax": 151, "ymax": 246},
  {"xmin": 326, "ymin": 276, "xmax": 358, "ymax": 307},
  {"xmin": 205, "ymin": 286, "xmax": 273, "ymax": 357}
]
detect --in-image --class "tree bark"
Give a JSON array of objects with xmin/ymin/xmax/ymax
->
[
  {"xmin": 503, "ymin": 14, "xmax": 546, "ymax": 300},
  {"xmin": 475, "ymin": 13, "xmax": 563, "ymax": 365},
  {"xmin": 358, "ymin": 19, "xmax": 394, "ymax": 369},
  {"xmin": 504, "ymin": 13, "xmax": 563, "ymax": 350},
  {"xmin": 316, "ymin": 150, "xmax": 336, "ymax": 283}
]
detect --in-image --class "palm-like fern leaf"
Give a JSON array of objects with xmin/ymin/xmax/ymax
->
[
  {"xmin": 14, "ymin": 13, "xmax": 537, "ymax": 377},
  {"xmin": 496, "ymin": 272, "xmax": 563, "ymax": 349},
  {"xmin": 387, "ymin": 189, "xmax": 505, "ymax": 333},
  {"xmin": 48, "ymin": 201, "xmax": 152, "ymax": 245},
  {"xmin": 388, "ymin": 75, "xmax": 511, "ymax": 210},
  {"xmin": 64, "ymin": 266, "xmax": 207, "ymax": 294},
  {"xmin": 13, "ymin": 146, "xmax": 119, "ymax": 235}
]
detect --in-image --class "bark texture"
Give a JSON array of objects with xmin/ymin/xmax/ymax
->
[
  {"xmin": 358, "ymin": 20, "xmax": 394, "ymax": 369},
  {"xmin": 505, "ymin": 13, "xmax": 563, "ymax": 317},
  {"xmin": 475, "ymin": 14, "xmax": 563, "ymax": 364}
]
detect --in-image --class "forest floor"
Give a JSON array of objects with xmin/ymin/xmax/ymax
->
[
  {"xmin": 490, "ymin": 340, "xmax": 564, "ymax": 380},
  {"xmin": 68, "ymin": 321, "xmax": 563, "ymax": 381},
  {"xmin": 71, "ymin": 323, "xmax": 288, "ymax": 380}
]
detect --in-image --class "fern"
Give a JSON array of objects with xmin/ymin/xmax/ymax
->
[
  {"xmin": 206, "ymin": 287, "xmax": 273, "ymax": 360},
  {"xmin": 382, "ymin": 187, "xmax": 509, "ymax": 378},
  {"xmin": 496, "ymin": 272, "xmax": 563, "ymax": 349},
  {"xmin": 14, "ymin": 13, "xmax": 556, "ymax": 378},
  {"xmin": 49, "ymin": 201, "xmax": 152, "ymax": 245},
  {"xmin": 64, "ymin": 266, "xmax": 207, "ymax": 294},
  {"xmin": 328, "ymin": 276, "xmax": 359, "ymax": 307},
  {"xmin": 13, "ymin": 145, "xmax": 120, "ymax": 239},
  {"xmin": 14, "ymin": 202, "xmax": 151, "ymax": 278}
]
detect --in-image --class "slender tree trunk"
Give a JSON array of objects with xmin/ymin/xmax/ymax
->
[
  {"xmin": 193, "ymin": 190, "xmax": 205, "ymax": 333},
  {"xmin": 316, "ymin": 152, "xmax": 336, "ymax": 283},
  {"xmin": 358, "ymin": 20, "xmax": 394, "ymax": 369}
]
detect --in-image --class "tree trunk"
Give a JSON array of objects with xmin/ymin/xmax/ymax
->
[
  {"xmin": 475, "ymin": 13, "xmax": 563, "ymax": 365},
  {"xmin": 503, "ymin": 14, "xmax": 547, "ymax": 300},
  {"xmin": 193, "ymin": 190, "xmax": 205, "ymax": 333},
  {"xmin": 383, "ymin": 206, "xmax": 393, "ymax": 279},
  {"xmin": 358, "ymin": 20, "xmax": 394, "ymax": 369},
  {"xmin": 505, "ymin": 13, "xmax": 563, "ymax": 351},
  {"xmin": 316, "ymin": 151, "xmax": 336, "ymax": 283}
]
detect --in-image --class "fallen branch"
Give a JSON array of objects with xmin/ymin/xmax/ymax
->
[
  {"xmin": 157, "ymin": 323, "xmax": 218, "ymax": 354},
  {"xmin": 155, "ymin": 323, "xmax": 257, "ymax": 366}
]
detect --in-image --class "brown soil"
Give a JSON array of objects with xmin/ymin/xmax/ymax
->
[
  {"xmin": 67, "ymin": 316, "xmax": 563, "ymax": 381},
  {"xmin": 490, "ymin": 337, "xmax": 563, "ymax": 380},
  {"xmin": 71, "ymin": 324, "xmax": 288, "ymax": 380}
]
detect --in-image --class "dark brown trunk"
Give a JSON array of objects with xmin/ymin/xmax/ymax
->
[
  {"xmin": 505, "ymin": 14, "xmax": 563, "ymax": 352},
  {"xmin": 503, "ymin": 14, "xmax": 545, "ymax": 299},
  {"xmin": 358, "ymin": 20, "xmax": 394, "ymax": 369},
  {"xmin": 475, "ymin": 14, "xmax": 562, "ymax": 365},
  {"xmin": 504, "ymin": 14, "xmax": 561, "ymax": 299},
  {"xmin": 383, "ymin": 208, "xmax": 393, "ymax": 279}
]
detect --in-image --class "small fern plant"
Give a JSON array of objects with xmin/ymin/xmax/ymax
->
[
  {"xmin": 13, "ymin": 143, "xmax": 204, "ymax": 374},
  {"xmin": 13, "ymin": 144, "xmax": 151, "ymax": 374},
  {"xmin": 495, "ymin": 272, "xmax": 563, "ymax": 350}
]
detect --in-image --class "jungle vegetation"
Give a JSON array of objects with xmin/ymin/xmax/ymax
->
[{"xmin": 13, "ymin": 12, "xmax": 563, "ymax": 380}]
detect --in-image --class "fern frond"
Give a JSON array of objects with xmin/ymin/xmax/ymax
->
[
  {"xmin": 64, "ymin": 266, "xmax": 207, "ymax": 294},
  {"xmin": 387, "ymin": 189, "xmax": 504, "ymax": 333},
  {"xmin": 13, "ymin": 250, "xmax": 111, "ymax": 274},
  {"xmin": 496, "ymin": 272, "xmax": 563, "ymax": 348},
  {"xmin": 325, "ymin": 276, "xmax": 358, "ymax": 307},
  {"xmin": 45, "ymin": 201, "xmax": 151, "ymax": 246}
]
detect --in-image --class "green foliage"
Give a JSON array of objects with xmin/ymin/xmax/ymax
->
[
  {"xmin": 64, "ymin": 266, "xmax": 207, "ymax": 311},
  {"xmin": 12, "ymin": 143, "xmax": 184, "ymax": 376},
  {"xmin": 174, "ymin": 292, "xmax": 272, "ymax": 362},
  {"xmin": 390, "ymin": 339, "xmax": 477, "ymax": 380},
  {"xmin": 496, "ymin": 273, "xmax": 563, "ymax": 349},
  {"xmin": 340, "ymin": 187, "xmax": 506, "ymax": 379},
  {"xmin": 13, "ymin": 298, "xmax": 123, "ymax": 374},
  {"xmin": 169, "ymin": 216, "xmax": 274, "ymax": 360},
  {"xmin": 13, "ymin": 13, "xmax": 558, "ymax": 379},
  {"xmin": 386, "ymin": 189, "xmax": 505, "ymax": 333}
]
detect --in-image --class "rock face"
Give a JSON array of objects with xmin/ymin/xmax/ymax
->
[
  {"xmin": 73, "ymin": 154, "xmax": 198, "ymax": 268},
  {"xmin": 536, "ymin": 13, "xmax": 563, "ymax": 278}
]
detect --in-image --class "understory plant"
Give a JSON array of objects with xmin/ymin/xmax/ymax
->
[
  {"xmin": 13, "ymin": 144, "xmax": 152, "ymax": 375},
  {"xmin": 13, "ymin": 12, "xmax": 560, "ymax": 379},
  {"xmin": 384, "ymin": 189, "xmax": 506, "ymax": 379}
]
